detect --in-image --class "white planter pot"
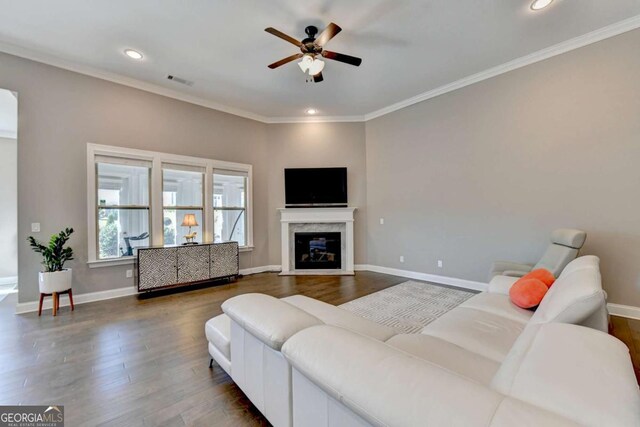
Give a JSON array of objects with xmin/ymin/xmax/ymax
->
[{"xmin": 39, "ymin": 269, "xmax": 72, "ymax": 294}]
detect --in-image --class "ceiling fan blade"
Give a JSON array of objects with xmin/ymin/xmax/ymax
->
[
  {"xmin": 322, "ymin": 50, "xmax": 362, "ymax": 67},
  {"xmin": 315, "ymin": 23, "xmax": 342, "ymax": 46},
  {"xmin": 268, "ymin": 53, "xmax": 303, "ymax": 69},
  {"xmin": 265, "ymin": 27, "xmax": 303, "ymax": 47},
  {"xmin": 313, "ymin": 72, "xmax": 324, "ymax": 83}
]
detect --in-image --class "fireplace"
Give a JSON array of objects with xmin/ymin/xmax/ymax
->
[
  {"xmin": 294, "ymin": 232, "xmax": 342, "ymax": 270},
  {"xmin": 279, "ymin": 207, "xmax": 355, "ymax": 275}
]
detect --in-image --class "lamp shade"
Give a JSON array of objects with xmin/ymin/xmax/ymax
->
[
  {"xmin": 308, "ymin": 59, "xmax": 325, "ymax": 76},
  {"xmin": 181, "ymin": 213, "xmax": 198, "ymax": 227},
  {"xmin": 298, "ymin": 54, "xmax": 313, "ymax": 73}
]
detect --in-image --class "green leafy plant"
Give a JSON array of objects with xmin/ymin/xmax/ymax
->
[
  {"xmin": 99, "ymin": 213, "xmax": 118, "ymax": 258},
  {"xmin": 28, "ymin": 227, "xmax": 75, "ymax": 272}
]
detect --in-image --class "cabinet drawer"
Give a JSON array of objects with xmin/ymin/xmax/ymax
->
[
  {"xmin": 177, "ymin": 245, "xmax": 211, "ymax": 283},
  {"xmin": 138, "ymin": 248, "xmax": 178, "ymax": 291},
  {"xmin": 210, "ymin": 242, "xmax": 239, "ymax": 279}
]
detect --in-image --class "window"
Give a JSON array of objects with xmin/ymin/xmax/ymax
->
[
  {"xmin": 87, "ymin": 144, "xmax": 253, "ymax": 266},
  {"xmin": 96, "ymin": 160, "xmax": 151, "ymax": 259},
  {"xmin": 162, "ymin": 165, "xmax": 204, "ymax": 245},
  {"xmin": 213, "ymin": 170, "xmax": 247, "ymax": 246}
]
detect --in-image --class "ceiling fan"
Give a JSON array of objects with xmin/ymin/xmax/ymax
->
[{"xmin": 265, "ymin": 23, "xmax": 362, "ymax": 83}]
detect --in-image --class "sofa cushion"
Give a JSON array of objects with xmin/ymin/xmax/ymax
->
[
  {"xmin": 492, "ymin": 323, "xmax": 640, "ymax": 427},
  {"xmin": 283, "ymin": 295, "xmax": 397, "ymax": 342},
  {"xmin": 282, "ymin": 325, "xmax": 505, "ymax": 427},
  {"xmin": 421, "ymin": 307, "xmax": 525, "ymax": 363},
  {"xmin": 530, "ymin": 256, "xmax": 605, "ymax": 326},
  {"xmin": 487, "ymin": 275, "xmax": 519, "ymax": 295},
  {"xmin": 205, "ymin": 314, "xmax": 231, "ymax": 359},
  {"xmin": 533, "ymin": 245, "xmax": 579, "ymax": 278},
  {"xmin": 509, "ymin": 278, "xmax": 548, "ymax": 309},
  {"xmin": 387, "ymin": 334, "xmax": 500, "ymax": 385},
  {"xmin": 460, "ymin": 292, "xmax": 534, "ymax": 324},
  {"xmin": 222, "ymin": 293, "xmax": 323, "ymax": 350}
]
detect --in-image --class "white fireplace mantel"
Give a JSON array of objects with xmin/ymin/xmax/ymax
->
[{"xmin": 278, "ymin": 207, "xmax": 357, "ymax": 275}]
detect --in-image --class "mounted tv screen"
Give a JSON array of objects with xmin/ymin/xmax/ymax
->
[{"xmin": 285, "ymin": 167, "xmax": 347, "ymax": 207}]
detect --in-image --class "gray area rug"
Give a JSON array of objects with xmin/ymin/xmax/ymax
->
[{"xmin": 340, "ymin": 281, "xmax": 475, "ymax": 334}]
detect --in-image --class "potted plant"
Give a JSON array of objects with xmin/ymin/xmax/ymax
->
[{"xmin": 28, "ymin": 227, "xmax": 75, "ymax": 292}]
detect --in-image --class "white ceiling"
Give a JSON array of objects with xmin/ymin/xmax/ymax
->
[
  {"xmin": 0, "ymin": 89, "xmax": 17, "ymax": 138},
  {"xmin": 0, "ymin": 1, "xmax": 639, "ymax": 121}
]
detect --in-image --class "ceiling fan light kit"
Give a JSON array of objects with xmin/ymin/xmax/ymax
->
[{"xmin": 265, "ymin": 22, "xmax": 362, "ymax": 83}]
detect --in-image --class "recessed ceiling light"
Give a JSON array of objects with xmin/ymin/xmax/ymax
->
[
  {"xmin": 124, "ymin": 49, "xmax": 143, "ymax": 60},
  {"xmin": 530, "ymin": 0, "xmax": 553, "ymax": 11},
  {"xmin": 306, "ymin": 108, "xmax": 317, "ymax": 115}
]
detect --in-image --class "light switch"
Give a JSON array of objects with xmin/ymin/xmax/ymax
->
[
  {"xmin": 379, "ymin": 218, "xmax": 384, "ymax": 225},
  {"xmin": 31, "ymin": 223, "xmax": 41, "ymax": 233}
]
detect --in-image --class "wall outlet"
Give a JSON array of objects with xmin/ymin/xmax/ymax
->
[
  {"xmin": 379, "ymin": 218, "xmax": 384, "ymax": 225},
  {"xmin": 31, "ymin": 223, "xmax": 41, "ymax": 233},
  {"xmin": 437, "ymin": 260, "xmax": 443, "ymax": 268},
  {"xmin": 399, "ymin": 255, "xmax": 405, "ymax": 263},
  {"xmin": 126, "ymin": 269, "xmax": 133, "ymax": 278}
]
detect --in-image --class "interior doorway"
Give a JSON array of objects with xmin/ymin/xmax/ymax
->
[{"xmin": 0, "ymin": 88, "xmax": 18, "ymax": 303}]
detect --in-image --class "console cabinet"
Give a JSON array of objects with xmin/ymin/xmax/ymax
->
[{"xmin": 136, "ymin": 242, "xmax": 239, "ymax": 293}]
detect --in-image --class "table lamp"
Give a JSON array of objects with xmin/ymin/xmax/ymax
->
[{"xmin": 181, "ymin": 213, "xmax": 198, "ymax": 244}]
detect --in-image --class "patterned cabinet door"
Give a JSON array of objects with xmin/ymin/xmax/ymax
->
[
  {"xmin": 210, "ymin": 242, "xmax": 239, "ymax": 279},
  {"xmin": 138, "ymin": 248, "xmax": 178, "ymax": 291},
  {"xmin": 177, "ymin": 245, "xmax": 210, "ymax": 283}
]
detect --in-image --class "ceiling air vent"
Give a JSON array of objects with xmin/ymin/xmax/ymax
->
[{"xmin": 166, "ymin": 75, "xmax": 194, "ymax": 86}]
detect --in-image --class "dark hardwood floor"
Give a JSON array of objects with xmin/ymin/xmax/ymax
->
[
  {"xmin": 1, "ymin": 271, "xmax": 638, "ymax": 426},
  {"xmin": 0, "ymin": 271, "xmax": 405, "ymax": 426}
]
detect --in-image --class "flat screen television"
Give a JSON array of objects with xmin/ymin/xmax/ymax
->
[{"xmin": 285, "ymin": 167, "xmax": 347, "ymax": 207}]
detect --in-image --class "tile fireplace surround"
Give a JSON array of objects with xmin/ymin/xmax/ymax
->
[{"xmin": 278, "ymin": 207, "xmax": 356, "ymax": 275}]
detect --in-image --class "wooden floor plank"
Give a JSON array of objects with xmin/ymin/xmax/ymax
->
[
  {"xmin": 0, "ymin": 271, "xmax": 405, "ymax": 425},
  {"xmin": 1, "ymin": 271, "xmax": 638, "ymax": 426}
]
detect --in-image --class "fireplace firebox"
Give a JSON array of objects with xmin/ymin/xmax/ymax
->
[{"xmin": 294, "ymin": 232, "xmax": 342, "ymax": 270}]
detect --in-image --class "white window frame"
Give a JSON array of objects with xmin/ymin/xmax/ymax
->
[
  {"xmin": 213, "ymin": 169, "xmax": 250, "ymax": 247},
  {"xmin": 87, "ymin": 143, "xmax": 253, "ymax": 268},
  {"xmin": 162, "ymin": 164, "xmax": 206, "ymax": 247}
]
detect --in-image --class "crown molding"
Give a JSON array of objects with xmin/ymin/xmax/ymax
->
[
  {"xmin": 0, "ymin": 41, "xmax": 269, "ymax": 123},
  {"xmin": 364, "ymin": 14, "xmax": 640, "ymax": 121},
  {"xmin": 1, "ymin": 14, "xmax": 639, "ymax": 124}
]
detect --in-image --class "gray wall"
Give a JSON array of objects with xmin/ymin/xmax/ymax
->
[
  {"xmin": 3, "ymin": 28, "xmax": 640, "ymax": 308},
  {"xmin": 266, "ymin": 123, "xmax": 368, "ymax": 265},
  {"xmin": 365, "ymin": 29, "xmax": 640, "ymax": 307},
  {"xmin": 0, "ymin": 52, "xmax": 269, "ymax": 303},
  {"xmin": 0, "ymin": 137, "xmax": 17, "ymax": 279}
]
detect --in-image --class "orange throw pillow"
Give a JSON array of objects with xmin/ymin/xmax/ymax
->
[
  {"xmin": 510, "ymin": 278, "xmax": 548, "ymax": 309},
  {"xmin": 522, "ymin": 269, "xmax": 556, "ymax": 288}
]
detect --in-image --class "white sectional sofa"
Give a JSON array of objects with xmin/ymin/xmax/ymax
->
[{"xmin": 205, "ymin": 256, "xmax": 640, "ymax": 426}]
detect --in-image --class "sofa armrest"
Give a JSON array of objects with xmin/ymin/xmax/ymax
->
[
  {"xmin": 491, "ymin": 261, "xmax": 532, "ymax": 277},
  {"xmin": 222, "ymin": 293, "xmax": 322, "ymax": 350},
  {"xmin": 501, "ymin": 270, "xmax": 528, "ymax": 278},
  {"xmin": 487, "ymin": 275, "xmax": 519, "ymax": 295},
  {"xmin": 492, "ymin": 323, "xmax": 640, "ymax": 427}
]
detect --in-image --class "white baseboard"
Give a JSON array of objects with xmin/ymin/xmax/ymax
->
[
  {"xmin": 15, "ymin": 285, "xmax": 138, "ymax": 314},
  {"xmin": 15, "ymin": 264, "xmax": 640, "ymax": 320},
  {"xmin": 15, "ymin": 265, "xmax": 282, "ymax": 314},
  {"xmin": 239, "ymin": 265, "xmax": 281, "ymax": 275},
  {"xmin": 607, "ymin": 303, "xmax": 640, "ymax": 321},
  {"xmin": 0, "ymin": 276, "xmax": 18, "ymax": 286},
  {"xmin": 356, "ymin": 264, "xmax": 488, "ymax": 292}
]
